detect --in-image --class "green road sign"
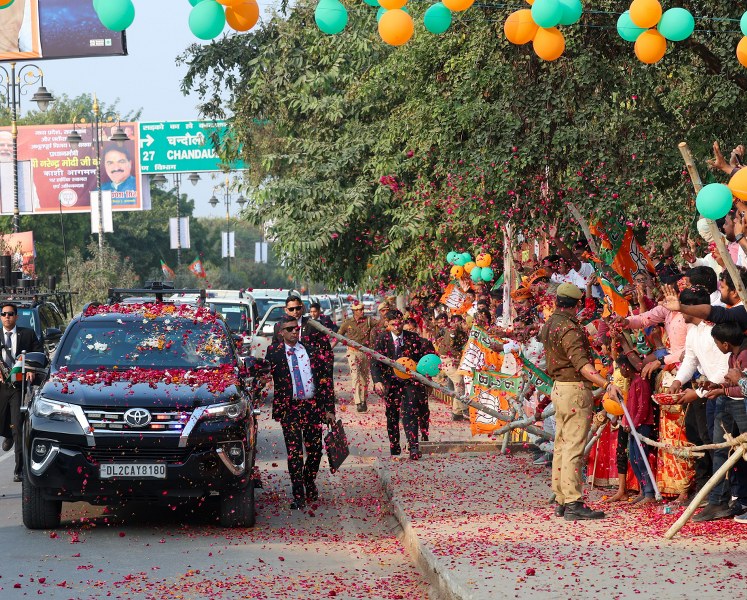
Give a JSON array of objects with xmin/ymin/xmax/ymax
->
[{"xmin": 138, "ymin": 120, "xmax": 244, "ymax": 174}]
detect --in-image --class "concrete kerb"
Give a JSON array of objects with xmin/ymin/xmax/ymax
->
[{"xmin": 372, "ymin": 457, "xmax": 474, "ymax": 600}]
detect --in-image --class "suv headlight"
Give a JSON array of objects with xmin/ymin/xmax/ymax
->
[
  {"xmin": 203, "ymin": 399, "xmax": 247, "ymax": 420},
  {"xmin": 32, "ymin": 397, "xmax": 77, "ymax": 422}
]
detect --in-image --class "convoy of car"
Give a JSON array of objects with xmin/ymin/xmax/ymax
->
[{"xmin": 12, "ymin": 283, "xmax": 378, "ymax": 530}]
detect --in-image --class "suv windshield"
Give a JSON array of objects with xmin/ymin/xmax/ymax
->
[
  {"xmin": 57, "ymin": 318, "xmax": 233, "ymax": 370},
  {"xmin": 208, "ymin": 302, "xmax": 250, "ymax": 332}
]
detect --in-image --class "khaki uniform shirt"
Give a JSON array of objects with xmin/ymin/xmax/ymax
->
[
  {"xmin": 540, "ymin": 308, "xmax": 593, "ymax": 382},
  {"xmin": 338, "ymin": 316, "xmax": 376, "ymax": 347},
  {"xmin": 434, "ymin": 327, "xmax": 468, "ymax": 360}
]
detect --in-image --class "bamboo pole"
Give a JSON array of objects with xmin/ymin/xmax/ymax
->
[
  {"xmin": 619, "ymin": 396, "xmax": 662, "ymax": 501},
  {"xmin": 678, "ymin": 142, "xmax": 747, "ymax": 305},
  {"xmin": 307, "ymin": 318, "xmax": 554, "ymax": 441},
  {"xmin": 567, "ymin": 203, "xmax": 599, "ymax": 255},
  {"xmin": 664, "ymin": 445, "xmax": 745, "ymax": 540}
]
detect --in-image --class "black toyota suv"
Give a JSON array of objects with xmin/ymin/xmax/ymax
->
[{"xmin": 21, "ymin": 285, "xmax": 264, "ymax": 529}]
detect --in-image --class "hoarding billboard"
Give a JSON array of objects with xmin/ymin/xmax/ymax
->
[
  {"xmin": 0, "ymin": 123, "xmax": 150, "ymax": 215},
  {"xmin": 0, "ymin": 0, "xmax": 127, "ymax": 62}
]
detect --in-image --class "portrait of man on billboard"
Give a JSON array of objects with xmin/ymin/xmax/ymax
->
[
  {"xmin": 0, "ymin": 0, "xmax": 33, "ymax": 55},
  {"xmin": 101, "ymin": 143, "xmax": 137, "ymax": 194}
]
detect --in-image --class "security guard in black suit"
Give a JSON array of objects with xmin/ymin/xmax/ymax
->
[{"xmin": 0, "ymin": 302, "xmax": 43, "ymax": 481}]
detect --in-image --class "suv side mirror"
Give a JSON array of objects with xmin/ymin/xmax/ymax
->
[{"xmin": 44, "ymin": 327, "xmax": 63, "ymax": 340}]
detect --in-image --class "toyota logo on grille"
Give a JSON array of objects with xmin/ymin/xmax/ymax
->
[{"xmin": 124, "ymin": 408, "xmax": 152, "ymax": 428}]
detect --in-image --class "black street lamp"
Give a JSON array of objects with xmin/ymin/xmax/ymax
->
[
  {"xmin": 0, "ymin": 62, "xmax": 54, "ymax": 232},
  {"xmin": 208, "ymin": 178, "xmax": 246, "ymax": 272},
  {"xmin": 151, "ymin": 172, "xmax": 201, "ymax": 265},
  {"xmin": 66, "ymin": 94, "xmax": 129, "ymax": 251}
]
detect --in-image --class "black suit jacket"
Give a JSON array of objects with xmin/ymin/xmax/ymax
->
[
  {"xmin": 2, "ymin": 326, "xmax": 43, "ymax": 358},
  {"xmin": 272, "ymin": 315, "xmax": 334, "ymax": 376},
  {"xmin": 371, "ymin": 329, "xmax": 434, "ymax": 388},
  {"xmin": 266, "ymin": 341, "xmax": 335, "ymax": 423}
]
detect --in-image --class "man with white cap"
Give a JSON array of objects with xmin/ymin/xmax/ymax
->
[
  {"xmin": 332, "ymin": 301, "xmax": 376, "ymax": 412},
  {"xmin": 540, "ymin": 283, "xmax": 622, "ymax": 521}
]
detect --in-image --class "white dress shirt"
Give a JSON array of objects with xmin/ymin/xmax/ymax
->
[
  {"xmin": 284, "ymin": 342, "xmax": 315, "ymax": 400},
  {"xmin": 674, "ymin": 321, "xmax": 730, "ymax": 385}
]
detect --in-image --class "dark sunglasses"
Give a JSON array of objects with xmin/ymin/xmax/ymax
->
[
  {"xmin": 287, "ymin": 306, "xmax": 304, "ymax": 312},
  {"xmin": 1, "ymin": 312, "xmax": 16, "ymax": 317},
  {"xmin": 282, "ymin": 325, "xmax": 301, "ymax": 332}
]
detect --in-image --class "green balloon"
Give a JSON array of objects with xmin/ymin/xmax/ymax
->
[
  {"xmin": 363, "ymin": 0, "xmax": 379, "ymax": 6},
  {"xmin": 446, "ymin": 251, "xmax": 459, "ymax": 264},
  {"xmin": 460, "ymin": 252, "xmax": 472, "ymax": 264},
  {"xmin": 424, "ymin": 3, "xmax": 452, "ymax": 35},
  {"xmin": 316, "ymin": 0, "xmax": 348, "ymax": 35},
  {"xmin": 480, "ymin": 267, "xmax": 494, "ymax": 282},
  {"xmin": 470, "ymin": 266, "xmax": 483, "ymax": 282},
  {"xmin": 741, "ymin": 11, "xmax": 747, "ymax": 37},
  {"xmin": 188, "ymin": 0, "xmax": 209, "ymax": 6},
  {"xmin": 657, "ymin": 8, "xmax": 694, "ymax": 42},
  {"xmin": 376, "ymin": 5, "xmax": 408, "ymax": 22},
  {"xmin": 617, "ymin": 11, "xmax": 645, "ymax": 42},
  {"xmin": 531, "ymin": 0, "xmax": 562, "ymax": 29},
  {"xmin": 416, "ymin": 353, "xmax": 442, "ymax": 377},
  {"xmin": 189, "ymin": 0, "xmax": 225, "ymax": 40},
  {"xmin": 557, "ymin": 0, "xmax": 582, "ymax": 26},
  {"xmin": 696, "ymin": 183, "xmax": 733, "ymax": 220},
  {"xmin": 96, "ymin": 0, "xmax": 135, "ymax": 31}
]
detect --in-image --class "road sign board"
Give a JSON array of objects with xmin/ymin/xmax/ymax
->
[{"xmin": 138, "ymin": 120, "xmax": 244, "ymax": 174}]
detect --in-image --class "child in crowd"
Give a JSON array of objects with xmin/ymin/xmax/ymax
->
[{"xmin": 617, "ymin": 356, "xmax": 656, "ymax": 506}]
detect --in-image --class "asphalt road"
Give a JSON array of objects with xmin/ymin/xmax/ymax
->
[{"xmin": 0, "ymin": 348, "xmax": 428, "ymax": 599}]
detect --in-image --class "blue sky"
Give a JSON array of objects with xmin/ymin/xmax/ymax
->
[{"xmin": 32, "ymin": 0, "xmax": 278, "ymax": 216}]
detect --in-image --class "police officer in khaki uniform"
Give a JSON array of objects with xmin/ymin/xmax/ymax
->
[
  {"xmin": 332, "ymin": 301, "xmax": 376, "ymax": 412},
  {"xmin": 540, "ymin": 283, "xmax": 622, "ymax": 521}
]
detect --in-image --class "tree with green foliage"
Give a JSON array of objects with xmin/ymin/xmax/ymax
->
[
  {"xmin": 181, "ymin": 0, "xmax": 747, "ymax": 290},
  {"xmin": 66, "ymin": 241, "xmax": 139, "ymax": 311}
]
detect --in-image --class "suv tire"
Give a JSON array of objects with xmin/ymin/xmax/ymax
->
[
  {"xmin": 219, "ymin": 479, "xmax": 255, "ymax": 528},
  {"xmin": 22, "ymin": 469, "xmax": 62, "ymax": 530}
]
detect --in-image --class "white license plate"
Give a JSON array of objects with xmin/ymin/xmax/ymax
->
[{"xmin": 99, "ymin": 463, "xmax": 166, "ymax": 479}]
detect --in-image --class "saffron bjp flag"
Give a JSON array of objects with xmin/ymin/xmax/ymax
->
[
  {"xmin": 160, "ymin": 260, "xmax": 175, "ymax": 279},
  {"xmin": 440, "ymin": 283, "xmax": 472, "ymax": 314},
  {"xmin": 469, "ymin": 370, "xmax": 522, "ymax": 435},
  {"xmin": 592, "ymin": 213, "xmax": 656, "ymax": 284},
  {"xmin": 596, "ymin": 272, "xmax": 630, "ymax": 318},
  {"xmin": 457, "ymin": 325, "xmax": 504, "ymax": 376},
  {"xmin": 188, "ymin": 257, "xmax": 207, "ymax": 279}
]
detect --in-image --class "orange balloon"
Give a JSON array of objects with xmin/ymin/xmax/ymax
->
[
  {"xmin": 629, "ymin": 0, "xmax": 662, "ymax": 29},
  {"xmin": 226, "ymin": 0, "xmax": 259, "ymax": 31},
  {"xmin": 0, "ymin": 0, "xmax": 15, "ymax": 7},
  {"xmin": 475, "ymin": 253, "xmax": 492, "ymax": 268},
  {"xmin": 464, "ymin": 261, "xmax": 477, "ymax": 274},
  {"xmin": 378, "ymin": 9, "xmax": 414, "ymax": 46},
  {"xmin": 394, "ymin": 357, "xmax": 417, "ymax": 379},
  {"xmin": 533, "ymin": 27, "xmax": 565, "ymax": 61},
  {"xmin": 525, "ymin": 0, "xmax": 534, "ymax": 4},
  {"xmin": 729, "ymin": 166, "xmax": 747, "ymax": 201},
  {"xmin": 504, "ymin": 9, "xmax": 538, "ymax": 45},
  {"xmin": 738, "ymin": 37, "xmax": 747, "ymax": 68},
  {"xmin": 216, "ymin": 0, "xmax": 242, "ymax": 5},
  {"xmin": 450, "ymin": 265, "xmax": 464, "ymax": 279},
  {"xmin": 602, "ymin": 396, "xmax": 624, "ymax": 417},
  {"xmin": 442, "ymin": 0, "xmax": 474, "ymax": 11},
  {"xmin": 379, "ymin": 0, "xmax": 407, "ymax": 9},
  {"xmin": 634, "ymin": 29, "xmax": 666, "ymax": 64}
]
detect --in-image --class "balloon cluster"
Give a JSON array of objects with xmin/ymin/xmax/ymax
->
[
  {"xmin": 92, "ymin": 0, "xmax": 259, "ymax": 39},
  {"xmin": 616, "ymin": 1, "xmax": 694, "ymax": 64},
  {"xmin": 0, "ymin": 0, "xmax": 15, "ymax": 9},
  {"xmin": 315, "ymin": 0, "xmax": 463, "ymax": 46},
  {"xmin": 446, "ymin": 251, "xmax": 495, "ymax": 282},
  {"xmin": 503, "ymin": 0, "xmax": 583, "ymax": 62},
  {"xmin": 737, "ymin": 12, "xmax": 747, "ymax": 68},
  {"xmin": 394, "ymin": 354, "xmax": 443, "ymax": 378}
]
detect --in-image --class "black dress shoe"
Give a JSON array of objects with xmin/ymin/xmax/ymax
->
[
  {"xmin": 390, "ymin": 446, "xmax": 401, "ymax": 456},
  {"xmin": 451, "ymin": 413, "xmax": 465, "ymax": 422},
  {"xmin": 2, "ymin": 437, "xmax": 13, "ymax": 452},
  {"xmin": 421, "ymin": 433, "xmax": 428, "ymax": 442},
  {"xmin": 290, "ymin": 498, "xmax": 306, "ymax": 510},
  {"xmin": 564, "ymin": 501, "xmax": 605, "ymax": 521},
  {"xmin": 692, "ymin": 502, "xmax": 737, "ymax": 522},
  {"xmin": 409, "ymin": 450, "xmax": 422, "ymax": 461},
  {"xmin": 554, "ymin": 503, "xmax": 565, "ymax": 517},
  {"xmin": 13, "ymin": 473, "xmax": 21, "ymax": 483},
  {"xmin": 356, "ymin": 402, "xmax": 368, "ymax": 413}
]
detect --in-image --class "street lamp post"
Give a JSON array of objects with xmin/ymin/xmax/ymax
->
[
  {"xmin": 209, "ymin": 177, "xmax": 246, "ymax": 272},
  {"xmin": 66, "ymin": 94, "xmax": 129, "ymax": 252},
  {"xmin": 151, "ymin": 171, "xmax": 201, "ymax": 266},
  {"xmin": 0, "ymin": 62, "xmax": 55, "ymax": 232}
]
